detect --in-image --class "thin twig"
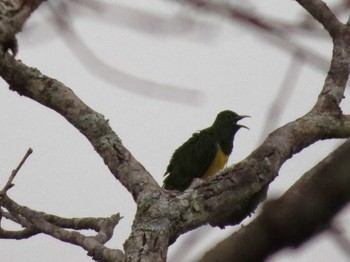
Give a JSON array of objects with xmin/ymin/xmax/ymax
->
[{"xmin": 0, "ymin": 148, "xmax": 33, "ymax": 197}]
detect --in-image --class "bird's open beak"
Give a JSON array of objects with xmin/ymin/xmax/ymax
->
[
  {"xmin": 237, "ymin": 115, "xmax": 250, "ymax": 130},
  {"xmin": 237, "ymin": 124, "xmax": 249, "ymax": 129}
]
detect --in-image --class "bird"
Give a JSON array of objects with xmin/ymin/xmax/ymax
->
[{"xmin": 163, "ymin": 110, "xmax": 249, "ymax": 191}]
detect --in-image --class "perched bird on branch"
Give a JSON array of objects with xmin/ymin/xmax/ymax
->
[{"xmin": 163, "ymin": 110, "xmax": 249, "ymax": 191}]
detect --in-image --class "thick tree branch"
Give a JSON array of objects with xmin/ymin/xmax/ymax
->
[
  {"xmin": 0, "ymin": 53, "xmax": 159, "ymax": 201},
  {"xmin": 199, "ymin": 139, "xmax": 350, "ymax": 261}
]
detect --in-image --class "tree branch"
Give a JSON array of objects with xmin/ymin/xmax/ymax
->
[
  {"xmin": 0, "ymin": 148, "xmax": 32, "ymax": 197},
  {"xmin": 199, "ymin": 139, "xmax": 350, "ymax": 261},
  {"xmin": 1, "ymin": 195, "xmax": 125, "ymax": 261},
  {"xmin": 0, "ymin": 226, "xmax": 39, "ymax": 239},
  {"xmin": 296, "ymin": 0, "xmax": 343, "ymax": 37},
  {"xmin": 0, "ymin": 0, "xmax": 46, "ymax": 54},
  {"xmin": 0, "ymin": 149, "xmax": 124, "ymax": 261},
  {"xmin": 0, "ymin": 53, "xmax": 159, "ymax": 201}
]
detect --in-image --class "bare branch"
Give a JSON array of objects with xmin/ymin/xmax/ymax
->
[
  {"xmin": 0, "ymin": 53, "xmax": 159, "ymax": 201},
  {"xmin": 296, "ymin": 0, "xmax": 343, "ymax": 37},
  {"xmin": 0, "ymin": 227, "xmax": 39, "ymax": 239},
  {"xmin": 1, "ymin": 196, "xmax": 125, "ymax": 261},
  {"xmin": 0, "ymin": 0, "xmax": 46, "ymax": 54},
  {"xmin": 313, "ymin": 36, "xmax": 350, "ymax": 113},
  {"xmin": 199, "ymin": 139, "xmax": 350, "ymax": 261},
  {"xmin": 1, "ymin": 207, "xmax": 32, "ymax": 228},
  {"xmin": 0, "ymin": 148, "xmax": 32, "ymax": 197},
  {"xmin": 42, "ymin": 213, "xmax": 123, "ymax": 244}
]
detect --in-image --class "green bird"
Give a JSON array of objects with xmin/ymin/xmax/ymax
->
[{"xmin": 163, "ymin": 110, "xmax": 249, "ymax": 191}]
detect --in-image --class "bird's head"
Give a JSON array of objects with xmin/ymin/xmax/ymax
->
[{"xmin": 213, "ymin": 110, "xmax": 250, "ymax": 137}]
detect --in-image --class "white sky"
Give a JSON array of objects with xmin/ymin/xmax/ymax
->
[{"xmin": 1, "ymin": 1, "xmax": 350, "ymax": 261}]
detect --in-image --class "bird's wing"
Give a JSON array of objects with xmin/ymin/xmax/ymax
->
[{"xmin": 163, "ymin": 129, "xmax": 217, "ymax": 190}]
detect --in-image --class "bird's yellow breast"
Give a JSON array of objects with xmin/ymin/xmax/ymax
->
[{"xmin": 202, "ymin": 145, "xmax": 228, "ymax": 178}]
